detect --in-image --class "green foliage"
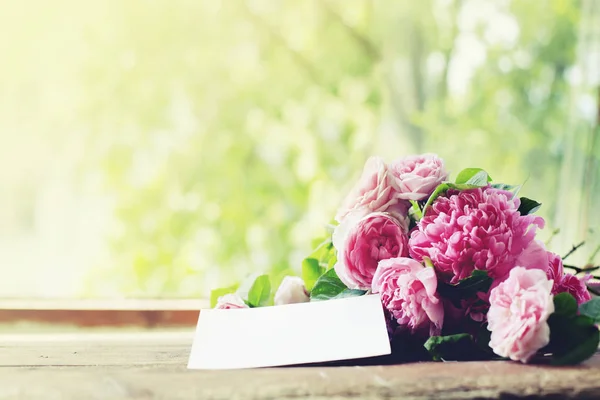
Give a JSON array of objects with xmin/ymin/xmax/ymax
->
[
  {"xmin": 437, "ymin": 270, "xmax": 492, "ymax": 308},
  {"xmin": 552, "ymin": 327, "xmax": 599, "ymax": 366},
  {"xmin": 475, "ymin": 323, "xmax": 494, "ymax": 355},
  {"xmin": 424, "ymin": 334, "xmax": 489, "ymax": 361},
  {"xmin": 67, "ymin": 0, "xmax": 585, "ymax": 297},
  {"xmin": 553, "ymin": 292, "xmax": 578, "ymax": 317},
  {"xmin": 310, "ymin": 269, "xmax": 349, "ymax": 301},
  {"xmin": 547, "ymin": 313, "xmax": 599, "ymax": 365},
  {"xmin": 247, "ymin": 275, "xmax": 271, "ymax": 308},
  {"xmin": 518, "ymin": 197, "xmax": 542, "ymax": 215},
  {"xmin": 302, "ymin": 237, "xmax": 338, "ymax": 291},
  {"xmin": 237, "ymin": 274, "xmax": 271, "ymax": 307},
  {"xmin": 491, "ymin": 183, "xmax": 522, "ymax": 198},
  {"xmin": 302, "ymin": 258, "xmax": 325, "ymax": 292},
  {"xmin": 455, "ymin": 168, "xmax": 492, "ymax": 185},
  {"xmin": 579, "ymin": 298, "xmax": 600, "ymax": 323},
  {"xmin": 308, "ymin": 238, "xmax": 337, "ymax": 271},
  {"xmin": 409, "ymin": 200, "xmax": 423, "ymax": 220},
  {"xmin": 332, "ymin": 289, "xmax": 368, "ymax": 300},
  {"xmin": 546, "ymin": 293, "xmax": 599, "ymax": 365},
  {"xmin": 464, "ymin": 171, "xmax": 492, "ymax": 186}
]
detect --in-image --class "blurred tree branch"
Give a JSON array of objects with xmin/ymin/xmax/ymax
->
[
  {"xmin": 320, "ymin": 0, "xmax": 381, "ymax": 61},
  {"xmin": 240, "ymin": 3, "xmax": 324, "ymax": 86}
]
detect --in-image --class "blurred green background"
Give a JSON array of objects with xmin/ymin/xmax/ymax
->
[{"xmin": 0, "ymin": 0, "xmax": 598, "ymax": 298}]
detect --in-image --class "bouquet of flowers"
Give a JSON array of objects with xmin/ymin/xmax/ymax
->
[{"xmin": 212, "ymin": 154, "xmax": 600, "ymax": 365}]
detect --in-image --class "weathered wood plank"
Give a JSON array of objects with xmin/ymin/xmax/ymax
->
[
  {"xmin": 0, "ymin": 299, "xmax": 208, "ymax": 310},
  {"xmin": 0, "ymin": 300, "xmax": 206, "ymax": 327},
  {"xmin": 1, "ymin": 332, "xmax": 600, "ymax": 399},
  {"xmin": 0, "ymin": 332, "xmax": 193, "ymax": 366}
]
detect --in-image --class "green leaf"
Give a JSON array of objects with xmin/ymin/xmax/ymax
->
[
  {"xmin": 302, "ymin": 257, "xmax": 325, "ymax": 292},
  {"xmin": 552, "ymin": 324, "xmax": 599, "ymax": 365},
  {"xmin": 326, "ymin": 253, "xmax": 337, "ymax": 270},
  {"xmin": 547, "ymin": 313, "xmax": 598, "ymax": 365},
  {"xmin": 552, "ymin": 331, "xmax": 599, "ymax": 365},
  {"xmin": 308, "ymin": 238, "xmax": 333, "ymax": 261},
  {"xmin": 237, "ymin": 274, "xmax": 271, "ymax": 307},
  {"xmin": 247, "ymin": 274, "xmax": 271, "ymax": 307},
  {"xmin": 210, "ymin": 284, "xmax": 239, "ymax": 308},
  {"xmin": 423, "ymin": 256, "xmax": 434, "ymax": 268},
  {"xmin": 553, "ymin": 292, "xmax": 578, "ymax": 317},
  {"xmin": 331, "ymin": 288, "xmax": 367, "ymax": 300},
  {"xmin": 437, "ymin": 270, "xmax": 492, "ymax": 308},
  {"xmin": 409, "ymin": 200, "xmax": 423, "ymax": 220},
  {"xmin": 310, "ymin": 268, "xmax": 348, "ymax": 301},
  {"xmin": 475, "ymin": 323, "xmax": 494, "ymax": 355},
  {"xmin": 447, "ymin": 183, "xmax": 481, "ymax": 190},
  {"xmin": 311, "ymin": 236, "xmax": 329, "ymax": 250},
  {"xmin": 579, "ymin": 297, "xmax": 600, "ymax": 323},
  {"xmin": 491, "ymin": 183, "xmax": 522, "ymax": 197},
  {"xmin": 422, "ymin": 183, "xmax": 450, "ymax": 216},
  {"xmin": 465, "ymin": 171, "xmax": 491, "ymax": 186},
  {"xmin": 306, "ymin": 237, "xmax": 337, "ymax": 271},
  {"xmin": 455, "ymin": 168, "xmax": 493, "ymax": 185},
  {"xmin": 518, "ymin": 197, "xmax": 542, "ymax": 215},
  {"xmin": 424, "ymin": 334, "xmax": 489, "ymax": 361}
]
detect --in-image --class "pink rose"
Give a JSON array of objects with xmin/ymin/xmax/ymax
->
[
  {"xmin": 215, "ymin": 293, "xmax": 249, "ymax": 310},
  {"xmin": 274, "ymin": 276, "xmax": 310, "ymax": 305},
  {"xmin": 409, "ymin": 187, "xmax": 545, "ymax": 284},
  {"xmin": 333, "ymin": 212, "xmax": 409, "ymax": 290},
  {"xmin": 545, "ymin": 251, "xmax": 591, "ymax": 305},
  {"xmin": 372, "ymin": 257, "xmax": 444, "ymax": 336},
  {"xmin": 336, "ymin": 157, "xmax": 408, "ymax": 223},
  {"xmin": 487, "ymin": 267, "xmax": 554, "ymax": 363},
  {"xmin": 388, "ymin": 153, "xmax": 448, "ymax": 201}
]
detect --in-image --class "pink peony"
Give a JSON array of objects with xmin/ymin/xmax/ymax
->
[
  {"xmin": 215, "ymin": 293, "xmax": 249, "ymax": 310},
  {"xmin": 372, "ymin": 257, "xmax": 444, "ymax": 336},
  {"xmin": 546, "ymin": 251, "xmax": 565, "ymax": 284},
  {"xmin": 333, "ymin": 212, "xmax": 409, "ymax": 290},
  {"xmin": 274, "ymin": 276, "xmax": 310, "ymax": 305},
  {"xmin": 336, "ymin": 157, "xmax": 407, "ymax": 223},
  {"xmin": 556, "ymin": 274, "xmax": 592, "ymax": 305},
  {"xmin": 487, "ymin": 267, "xmax": 554, "ymax": 363},
  {"xmin": 515, "ymin": 240, "xmax": 551, "ymax": 274},
  {"xmin": 409, "ymin": 187, "xmax": 545, "ymax": 284},
  {"xmin": 545, "ymin": 251, "xmax": 591, "ymax": 305},
  {"xmin": 388, "ymin": 153, "xmax": 448, "ymax": 201}
]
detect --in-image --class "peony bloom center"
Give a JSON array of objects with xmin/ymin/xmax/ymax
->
[{"xmin": 409, "ymin": 187, "xmax": 545, "ymax": 284}]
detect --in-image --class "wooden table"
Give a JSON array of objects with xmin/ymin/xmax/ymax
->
[{"xmin": 2, "ymin": 331, "xmax": 600, "ymax": 400}]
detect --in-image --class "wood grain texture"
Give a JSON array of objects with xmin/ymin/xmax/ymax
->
[
  {"xmin": 1, "ymin": 332, "xmax": 600, "ymax": 400},
  {"xmin": 0, "ymin": 300, "xmax": 206, "ymax": 327},
  {"xmin": 0, "ymin": 309, "xmax": 200, "ymax": 328}
]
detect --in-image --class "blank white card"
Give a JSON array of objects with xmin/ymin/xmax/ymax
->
[{"xmin": 187, "ymin": 294, "xmax": 391, "ymax": 370}]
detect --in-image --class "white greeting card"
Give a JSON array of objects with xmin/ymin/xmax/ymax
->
[{"xmin": 187, "ymin": 294, "xmax": 391, "ymax": 370}]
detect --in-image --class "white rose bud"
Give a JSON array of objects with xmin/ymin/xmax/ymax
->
[{"xmin": 274, "ymin": 276, "xmax": 310, "ymax": 305}]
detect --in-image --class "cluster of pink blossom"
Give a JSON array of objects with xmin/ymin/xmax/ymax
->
[
  {"xmin": 332, "ymin": 154, "xmax": 592, "ymax": 363},
  {"xmin": 213, "ymin": 153, "xmax": 596, "ymax": 365}
]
